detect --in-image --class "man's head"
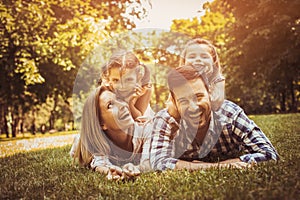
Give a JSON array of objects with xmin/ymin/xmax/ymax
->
[{"xmin": 167, "ymin": 65, "xmax": 212, "ymax": 129}]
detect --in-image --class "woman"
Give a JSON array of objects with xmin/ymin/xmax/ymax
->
[{"xmin": 73, "ymin": 85, "xmax": 152, "ymax": 180}]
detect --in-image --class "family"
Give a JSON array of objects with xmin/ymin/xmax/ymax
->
[{"xmin": 70, "ymin": 38, "xmax": 279, "ymax": 180}]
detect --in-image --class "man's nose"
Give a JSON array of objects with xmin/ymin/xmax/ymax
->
[{"xmin": 189, "ymin": 100, "xmax": 199, "ymax": 112}]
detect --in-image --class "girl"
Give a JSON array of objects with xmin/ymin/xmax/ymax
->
[
  {"xmin": 74, "ymin": 85, "xmax": 152, "ymax": 180},
  {"xmin": 179, "ymin": 38, "xmax": 225, "ymax": 111},
  {"xmin": 100, "ymin": 50, "xmax": 154, "ymax": 122}
]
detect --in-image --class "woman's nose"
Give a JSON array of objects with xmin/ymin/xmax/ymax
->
[{"xmin": 115, "ymin": 99, "xmax": 127, "ymax": 108}]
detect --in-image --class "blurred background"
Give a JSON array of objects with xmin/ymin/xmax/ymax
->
[{"xmin": 0, "ymin": 0, "xmax": 299, "ymax": 138}]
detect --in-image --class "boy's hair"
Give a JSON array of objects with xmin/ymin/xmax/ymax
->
[
  {"xmin": 179, "ymin": 38, "xmax": 222, "ymax": 81},
  {"xmin": 99, "ymin": 50, "xmax": 150, "ymax": 86},
  {"xmin": 167, "ymin": 65, "xmax": 210, "ymax": 93}
]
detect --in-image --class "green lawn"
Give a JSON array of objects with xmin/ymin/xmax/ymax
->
[{"xmin": 1, "ymin": 113, "xmax": 299, "ymax": 199}]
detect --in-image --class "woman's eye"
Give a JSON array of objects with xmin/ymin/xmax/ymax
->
[{"xmin": 107, "ymin": 102, "xmax": 113, "ymax": 109}]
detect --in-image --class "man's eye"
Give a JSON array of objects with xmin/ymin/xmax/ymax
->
[{"xmin": 178, "ymin": 99, "xmax": 188, "ymax": 105}]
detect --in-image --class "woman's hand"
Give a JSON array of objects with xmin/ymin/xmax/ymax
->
[
  {"xmin": 122, "ymin": 163, "xmax": 140, "ymax": 179},
  {"xmin": 106, "ymin": 166, "xmax": 123, "ymax": 181}
]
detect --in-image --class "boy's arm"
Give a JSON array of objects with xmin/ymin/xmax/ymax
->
[{"xmin": 129, "ymin": 86, "xmax": 152, "ymax": 120}]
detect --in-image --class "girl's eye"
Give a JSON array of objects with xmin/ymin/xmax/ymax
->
[{"xmin": 187, "ymin": 55, "xmax": 196, "ymax": 59}]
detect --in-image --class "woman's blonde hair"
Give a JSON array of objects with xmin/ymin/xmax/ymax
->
[{"xmin": 74, "ymin": 85, "xmax": 111, "ymax": 167}]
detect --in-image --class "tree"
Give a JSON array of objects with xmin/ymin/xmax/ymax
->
[
  {"xmin": 0, "ymin": 0, "xmax": 146, "ymax": 136},
  {"xmin": 215, "ymin": 0, "xmax": 300, "ymax": 113}
]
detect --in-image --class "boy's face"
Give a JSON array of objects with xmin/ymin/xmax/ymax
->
[
  {"xmin": 108, "ymin": 67, "xmax": 138, "ymax": 101},
  {"xmin": 172, "ymin": 78, "xmax": 211, "ymax": 130},
  {"xmin": 184, "ymin": 44, "xmax": 214, "ymax": 76}
]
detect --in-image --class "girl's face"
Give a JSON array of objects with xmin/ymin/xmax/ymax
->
[
  {"xmin": 99, "ymin": 90, "xmax": 134, "ymax": 132},
  {"xmin": 108, "ymin": 67, "xmax": 139, "ymax": 101},
  {"xmin": 184, "ymin": 44, "xmax": 214, "ymax": 76}
]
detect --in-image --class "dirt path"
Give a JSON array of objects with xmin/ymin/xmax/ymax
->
[{"xmin": 0, "ymin": 134, "xmax": 77, "ymax": 158}]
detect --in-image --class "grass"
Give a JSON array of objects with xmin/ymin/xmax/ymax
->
[
  {"xmin": 0, "ymin": 113, "xmax": 299, "ymax": 199},
  {"xmin": 0, "ymin": 130, "xmax": 77, "ymax": 142}
]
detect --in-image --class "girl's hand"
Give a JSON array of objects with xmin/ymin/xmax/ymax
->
[{"xmin": 122, "ymin": 163, "xmax": 140, "ymax": 179}]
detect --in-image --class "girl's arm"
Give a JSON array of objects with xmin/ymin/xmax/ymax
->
[{"xmin": 210, "ymin": 80, "xmax": 225, "ymax": 111}]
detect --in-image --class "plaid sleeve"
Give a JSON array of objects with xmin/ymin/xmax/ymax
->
[
  {"xmin": 150, "ymin": 110, "xmax": 179, "ymax": 171},
  {"xmin": 232, "ymin": 110, "xmax": 279, "ymax": 163},
  {"xmin": 90, "ymin": 155, "xmax": 113, "ymax": 170}
]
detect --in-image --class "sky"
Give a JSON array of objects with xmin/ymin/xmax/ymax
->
[{"xmin": 134, "ymin": 0, "xmax": 213, "ymax": 30}]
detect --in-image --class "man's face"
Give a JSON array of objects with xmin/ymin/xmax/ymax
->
[{"xmin": 172, "ymin": 78, "xmax": 211, "ymax": 129}]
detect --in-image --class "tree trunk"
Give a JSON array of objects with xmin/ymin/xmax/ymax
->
[
  {"xmin": 290, "ymin": 80, "xmax": 297, "ymax": 112},
  {"xmin": 280, "ymin": 91, "xmax": 286, "ymax": 112},
  {"xmin": 49, "ymin": 92, "xmax": 59, "ymax": 130}
]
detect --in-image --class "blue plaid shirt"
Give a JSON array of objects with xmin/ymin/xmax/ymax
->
[{"xmin": 150, "ymin": 100, "xmax": 279, "ymax": 171}]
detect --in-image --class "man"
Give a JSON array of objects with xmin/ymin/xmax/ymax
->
[{"xmin": 150, "ymin": 65, "xmax": 279, "ymax": 171}]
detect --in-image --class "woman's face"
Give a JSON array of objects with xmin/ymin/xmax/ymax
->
[
  {"xmin": 108, "ymin": 67, "xmax": 139, "ymax": 101},
  {"xmin": 184, "ymin": 44, "xmax": 214, "ymax": 76},
  {"xmin": 99, "ymin": 90, "xmax": 134, "ymax": 132}
]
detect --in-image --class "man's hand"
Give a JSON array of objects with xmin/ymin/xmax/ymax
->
[{"xmin": 220, "ymin": 158, "xmax": 255, "ymax": 169}]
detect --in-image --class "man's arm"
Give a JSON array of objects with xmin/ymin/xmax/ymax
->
[
  {"xmin": 149, "ymin": 110, "xmax": 179, "ymax": 171},
  {"xmin": 233, "ymin": 110, "xmax": 279, "ymax": 163}
]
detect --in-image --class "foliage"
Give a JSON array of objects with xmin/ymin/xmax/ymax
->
[
  {"xmin": 0, "ymin": 0, "xmax": 146, "ymax": 136},
  {"xmin": 0, "ymin": 113, "xmax": 299, "ymax": 199},
  {"xmin": 170, "ymin": 0, "xmax": 300, "ymax": 114}
]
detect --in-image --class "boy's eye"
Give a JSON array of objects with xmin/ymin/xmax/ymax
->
[
  {"xmin": 125, "ymin": 77, "xmax": 134, "ymax": 82},
  {"xmin": 112, "ymin": 79, "xmax": 119, "ymax": 83}
]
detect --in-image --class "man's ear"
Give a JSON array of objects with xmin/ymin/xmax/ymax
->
[{"xmin": 166, "ymin": 92, "xmax": 180, "ymax": 121}]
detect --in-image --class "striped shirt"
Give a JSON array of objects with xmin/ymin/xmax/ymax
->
[{"xmin": 150, "ymin": 100, "xmax": 279, "ymax": 171}]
